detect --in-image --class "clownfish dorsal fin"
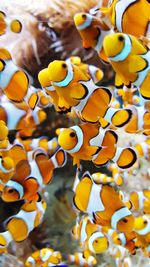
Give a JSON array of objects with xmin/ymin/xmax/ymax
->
[
  {"xmin": 13, "ymin": 160, "xmax": 31, "ymax": 182},
  {"xmin": 129, "ymin": 55, "xmax": 147, "ymax": 73}
]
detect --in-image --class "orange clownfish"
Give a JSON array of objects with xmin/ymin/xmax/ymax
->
[
  {"xmin": 103, "ymin": 32, "xmax": 150, "ymax": 100},
  {"xmin": 0, "ymin": 196, "xmax": 46, "ymax": 249},
  {"xmin": 112, "ymin": 231, "xmax": 137, "ymax": 255},
  {"xmin": 117, "ymin": 86, "xmax": 140, "ymax": 106},
  {"xmin": 100, "ymin": 0, "xmax": 150, "ymax": 38},
  {"xmin": 0, "ymin": 11, "xmax": 22, "ymax": 35},
  {"xmin": 72, "ymin": 215, "xmax": 109, "ymax": 257},
  {"xmin": 0, "ymin": 101, "xmax": 47, "ymax": 137},
  {"xmin": 56, "ymin": 123, "xmax": 137, "ymax": 169},
  {"xmin": 108, "ymin": 163, "xmax": 125, "ymax": 186},
  {"xmin": 73, "ymin": 172, "xmax": 135, "ymax": 233},
  {"xmin": 1, "ymin": 148, "xmax": 67, "ymax": 202},
  {"xmin": 68, "ymin": 252, "xmax": 97, "ymax": 267},
  {"xmin": 25, "ymin": 248, "xmax": 62, "ymax": 267},
  {"xmin": 39, "ymin": 60, "xmax": 133, "ymax": 128},
  {"xmin": 74, "ymin": 12, "xmax": 113, "ymax": 63},
  {"xmin": 129, "ymin": 190, "xmax": 150, "ymax": 214}
]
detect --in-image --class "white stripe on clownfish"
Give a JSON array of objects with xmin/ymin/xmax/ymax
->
[
  {"xmin": 14, "ymin": 209, "xmax": 37, "ymax": 235},
  {"xmin": 109, "ymin": 34, "xmax": 132, "ymax": 62},
  {"xmin": 87, "ymin": 182, "xmax": 105, "ymax": 215},
  {"xmin": 0, "ymin": 231, "xmax": 12, "ymax": 248},
  {"xmin": 26, "ymin": 256, "xmax": 35, "ymax": 267},
  {"xmin": 118, "ymin": 233, "xmax": 126, "ymax": 246},
  {"xmin": 73, "ymin": 79, "xmax": 99, "ymax": 114},
  {"xmin": 0, "ymin": 102, "xmax": 26, "ymax": 130},
  {"xmin": 65, "ymin": 126, "xmax": 84, "ymax": 154},
  {"xmin": 111, "ymin": 207, "xmax": 132, "ymax": 230},
  {"xmin": 76, "ymin": 14, "xmax": 93, "ymax": 30},
  {"xmin": 115, "ymin": 0, "xmax": 137, "ymax": 32},
  {"xmin": 90, "ymin": 127, "xmax": 108, "ymax": 148},
  {"xmin": 88, "ymin": 231, "xmax": 106, "ymax": 253},
  {"xmin": 53, "ymin": 63, "xmax": 74, "ymax": 87},
  {"xmin": 137, "ymin": 191, "xmax": 147, "ymax": 210},
  {"xmin": 95, "ymin": 28, "xmax": 113, "ymax": 53}
]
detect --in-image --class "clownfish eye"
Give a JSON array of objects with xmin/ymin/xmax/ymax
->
[
  {"xmin": 118, "ymin": 35, "xmax": 124, "ymax": 42},
  {"xmin": 95, "ymin": 239, "xmax": 98, "ymax": 243},
  {"xmin": 143, "ymin": 220, "xmax": 148, "ymax": 225},
  {"xmin": 70, "ymin": 132, "xmax": 76, "ymax": 138},
  {"xmin": 122, "ymin": 218, "xmax": 128, "ymax": 223},
  {"xmin": 62, "ymin": 63, "xmax": 67, "ymax": 69},
  {"xmin": 82, "ymin": 14, "xmax": 86, "ymax": 19},
  {"xmin": 0, "ymin": 59, "xmax": 5, "ymax": 72},
  {"xmin": 117, "ymin": 238, "xmax": 121, "ymax": 241},
  {"xmin": 8, "ymin": 188, "xmax": 14, "ymax": 193}
]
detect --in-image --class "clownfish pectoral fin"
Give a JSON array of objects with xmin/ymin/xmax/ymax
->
[
  {"xmin": 115, "ymin": 74, "xmax": 124, "ymax": 88},
  {"xmin": 129, "ymin": 55, "xmax": 147, "ymax": 73},
  {"xmin": 115, "ymin": 147, "xmax": 137, "ymax": 169}
]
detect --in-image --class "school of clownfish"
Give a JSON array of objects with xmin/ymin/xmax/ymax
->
[{"xmin": 0, "ymin": 1, "xmax": 150, "ymax": 266}]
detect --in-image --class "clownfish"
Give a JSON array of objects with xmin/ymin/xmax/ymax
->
[
  {"xmin": 100, "ymin": 0, "xmax": 150, "ymax": 38},
  {"xmin": 1, "ymin": 148, "xmax": 67, "ymax": 202},
  {"xmin": 134, "ymin": 215, "xmax": 150, "ymax": 247},
  {"xmin": 15, "ymin": 136, "xmax": 58, "ymax": 154},
  {"xmin": 0, "ymin": 101, "xmax": 47, "ymax": 137},
  {"xmin": 66, "ymin": 56, "xmax": 104, "ymax": 84},
  {"xmin": 25, "ymin": 248, "xmax": 62, "ymax": 267},
  {"xmin": 72, "ymin": 215, "xmax": 109, "ymax": 257},
  {"xmin": 129, "ymin": 190, "xmax": 150, "ymax": 214},
  {"xmin": 40, "ymin": 60, "xmax": 133, "ymax": 129},
  {"xmin": 103, "ymin": 32, "xmax": 150, "ymax": 100},
  {"xmin": 0, "ymin": 11, "xmax": 22, "ymax": 35},
  {"xmin": 74, "ymin": 12, "xmax": 113, "ymax": 62},
  {"xmin": 68, "ymin": 252, "xmax": 97, "ymax": 267},
  {"xmin": 115, "ymin": 257, "xmax": 132, "ymax": 267},
  {"xmin": 0, "ymin": 196, "xmax": 46, "ymax": 248},
  {"xmin": 73, "ymin": 172, "xmax": 135, "ymax": 233},
  {"xmin": 56, "ymin": 123, "xmax": 137, "ymax": 169}
]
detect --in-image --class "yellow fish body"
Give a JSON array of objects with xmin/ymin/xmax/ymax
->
[
  {"xmin": 130, "ymin": 190, "xmax": 150, "ymax": 214},
  {"xmin": 100, "ymin": 0, "xmax": 150, "ymax": 38},
  {"xmin": 56, "ymin": 123, "xmax": 137, "ymax": 169},
  {"xmin": 103, "ymin": 32, "xmax": 150, "ymax": 100},
  {"xmin": 0, "ymin": 197, "xmax": 46, "ymax": 249},
  {"xmin": 73, "ymin": 172, "xmax": 135, "ymax": 233}
]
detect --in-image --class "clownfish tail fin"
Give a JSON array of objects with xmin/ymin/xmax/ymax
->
[{"xmin": 112, "ymin": 147, "xmax": 137, "ymax": 169}]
